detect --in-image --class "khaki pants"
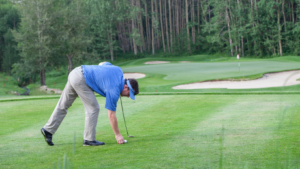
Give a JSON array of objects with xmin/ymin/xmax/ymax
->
[{"xmin": 43, "ymin": 66, "xmax": 100, "ymax": 141}]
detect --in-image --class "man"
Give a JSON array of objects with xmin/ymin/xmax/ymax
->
[{"xmin": 41, "ymin": 62, "xmax": 139, "ymax": 146}]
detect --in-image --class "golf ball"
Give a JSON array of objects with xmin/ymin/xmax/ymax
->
[{"xmin": 124, "ymin": 140, "xmax": 127, "ymax": 143}]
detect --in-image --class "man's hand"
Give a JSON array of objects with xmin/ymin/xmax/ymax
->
[{"xmin": 115, "ymin": 134, "xmax": 125, "ymax": 144}]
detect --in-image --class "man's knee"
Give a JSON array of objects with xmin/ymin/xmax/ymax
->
[
  {"xmin": 93, "ymin": 104, "xmax": 100, "ymax": 113},
  {"xmin": 87, "ymin": 102, "xmax": 99, "ymax": 114},
  {"xmin": 57, "ymin": 98, "xmax": 75, "ymax": 110}
]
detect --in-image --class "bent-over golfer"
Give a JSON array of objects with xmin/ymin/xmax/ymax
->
[{"xmin": 41, "ymin": 62, "xmax": 139, "ymax": 146}]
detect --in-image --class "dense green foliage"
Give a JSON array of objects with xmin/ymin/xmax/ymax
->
[
  {"xmin": 0, "ymin": 72, "xmax": 26, "ymax": 96},
  {"xmin": 1, "ymin": 0, "xmax": 300, "ymax": 86},
  {"xmin": 0, "ymin": 0, "xmax": 20, "ymax": 75}
]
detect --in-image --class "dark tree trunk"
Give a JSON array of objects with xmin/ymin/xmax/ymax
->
[
  {"xmin": 185, "ymin": 0, "xmax": 191, "ymax": 53},
  {"xmin": 151, "ymin": 0, "xmax": 155, "ymax": 55},
  {"xmin": 191, "ymin": 0, "xmax": 195, "ymax": 45},
  {"xmin": 117, "ymin": 22, "xmax": 125, "ymax": 53},
  {"xmin": 40, "ymin": 69, "xmax": 46, "ymax": 86},
  {"xmin": 164, "ymin": 0, "xmax": 170, "ymax": 52},
  {"xmin": 159, "ymin": 0, "xmax": 166, "ymax": 52},
  {"xmin": 154, "ymin": 0, "xmax": 160, "ymax": 49},
  {"xmin": 145, "ymin": 1, "xmax": 151, "ymax": 51},
  {"xmin": 241, "ymin": 36, "xmax": 244, "ymax": 57},
  {"xmin": 168, "ymin": 0, "xmax": 173, "ymax": 52},
  {"xmin": 131, "ymin": 0, "xmax": 138, "ymax": 55},
  {"xmin": 277, "ymin": 2, "xmax": 283, "ymax": 56},
  {"xmin": 137, "ymin": 0, "xmax": 146, "ymax": 51},
  {"xmin": 108, "ymin": 28, "xmax": 114, "ymax": 61},
  {"xmin": 292, "ymin": 1, "xmax": 295, "ymax": 23},
  {"xmin": 282, "ymin": 0, "xmax": 287, "ymax": 32}
]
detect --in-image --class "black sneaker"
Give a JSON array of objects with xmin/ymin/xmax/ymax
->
[
  {"xmin": 83, "ymin": 140, "xmax": 105, "ymax": 146},
  {"xmin": 41, "ymin": 128, "xmax": 54, "ymax": 146}
]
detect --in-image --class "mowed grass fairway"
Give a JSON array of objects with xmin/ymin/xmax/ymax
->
[{"xmin": 1, "ymin": 95, "xmax": 300, "ymax": 168}]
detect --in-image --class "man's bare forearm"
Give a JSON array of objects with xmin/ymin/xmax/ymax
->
[
  {"xmin": 108, "ymin": 110, "xmax": 125, "ymax": 144},
  {"xmin": 108, "ymin": 110, "xmax": 120, "ymax": 135}
]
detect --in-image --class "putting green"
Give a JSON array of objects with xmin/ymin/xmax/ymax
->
[
  {"xmin": 121, "ymin": 59, "xmax": 300, "ymax": 93},
  {"xmin": 123, "ymin": 61, "xmax": 300, "ymax": 81},
  {"xmin": 1, "ymin": 95, "xmax": 300, "ymax": 168}
]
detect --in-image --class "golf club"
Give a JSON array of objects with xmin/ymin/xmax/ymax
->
[{"xmin": 120, "ymin": 97, "xmax": 134, "ymax": 138}]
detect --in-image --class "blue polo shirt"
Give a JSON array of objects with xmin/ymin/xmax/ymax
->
[{"xmin": 81, "ymin": 62, "xmax": 125, "ymax": 111}]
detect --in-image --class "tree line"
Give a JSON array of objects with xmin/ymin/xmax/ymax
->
[{"xmin": 1, "ymin": 0, "xmax": 300, "ymax": 86}]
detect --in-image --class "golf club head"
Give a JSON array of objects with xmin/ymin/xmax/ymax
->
[{"xmin": 128, "ymin": 135, "xmax": 134, "ymax": 138}]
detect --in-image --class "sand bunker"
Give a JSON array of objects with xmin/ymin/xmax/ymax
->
[
  {"xmin": 144, "ymin": 61, "xmax": 170, "ymax": 64},
  {"xmin": 123, "ymin": 73, "xmax": 145, "ymax": 79},
  {"xmin": 173, "ymin": 70, "xmax": 300, "ymax": 89}
]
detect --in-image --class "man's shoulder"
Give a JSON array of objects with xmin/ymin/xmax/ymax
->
[
  {"xmin": 82, "ymin": 64, "xmax": 119, "ymax": 70},
  {"xmin": 82, "ymin": 64, "xmax": 123, "ymax": 76}
]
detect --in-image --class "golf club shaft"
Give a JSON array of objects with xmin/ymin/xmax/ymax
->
[{"xmin": 120, "ymin": 97, "xmax": 131, "ymax": 137}]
